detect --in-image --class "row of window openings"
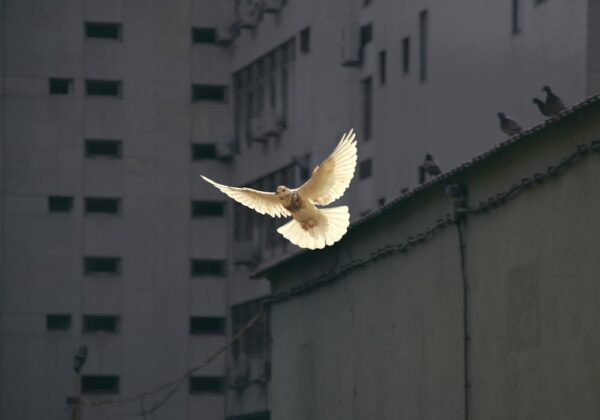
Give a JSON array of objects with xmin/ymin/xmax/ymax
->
[
  {"xmin": 49, "ymin": 197, "xmax": 225, "ymax": 217},
  {"xmin": 50, "ymin": 79, "xmax": 227, "ymax": 102},
  {"xmin": 46, "ymin": 314, "xmax": 225, "ymax": 335},
  {"xmin": 80, "ymin": 257, "xmax": 226, "ymax": 276},
  {"xmin": 75, "ymin": 375, "xmax": 224, "ymax": 395}
]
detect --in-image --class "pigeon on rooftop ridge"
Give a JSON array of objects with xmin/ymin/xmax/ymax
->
[
  {"xmin": 201, "ymin": 129, "xmax": 357, "ymax": 250},
  {"xmin": 542, "ymin": 85, "xmax": 567, "ymax": 116},
  {"xmin": 533, "ymin": 97, "xmax": 551, "ymax": 117},
  {"xmin": 497, "ymin": 112, "xmax": 522, "ymax": 136},
  {"xmin": 419, "ymin": 153, "xmax": 442, "ymax": 184}
]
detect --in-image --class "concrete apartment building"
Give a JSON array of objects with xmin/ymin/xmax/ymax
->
[
  {"xmin": 1, "ymin": 0, "xmax": 599, "ymax": 419},
  {"xmin": 257, "ymin": 97, "xmax": 600, "ymax": 420}
]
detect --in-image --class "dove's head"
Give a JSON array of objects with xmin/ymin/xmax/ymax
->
[
  {"xmin": 497, "ymin": 112, "xmax": 506, "ymax": 120},
  {"xmin": 542, "ymin": 85, "xmax": 551, "ymax": 93},
  {"xmin": 275, "ymin": 185, "xmax": 292, "ymax": 200}
]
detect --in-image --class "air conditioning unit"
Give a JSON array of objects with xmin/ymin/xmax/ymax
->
[
  {"xmin": 239, "ymin": 1, "xmax": 260, "ymax": 30},
  {"xmin": 234, "ymin": 242, "xmax": 262, "ymax": 266},
  {"xmin": 341, "ymin": 22, "xmax": 361, "ymax": 67},
  {"xmin": 249, "ymin": 117, "xmax": 268, "ymax": 142},
  {"xmin": 215, "ymin": 137, "xmax": 236, "ymax": 161},
  {"xmin": 215, "ymin": 21, "xmax": 234, "ymax": 46},
  {"xmin": 262, "ymin": 0, "xmax": 284, "ymax": 14}
]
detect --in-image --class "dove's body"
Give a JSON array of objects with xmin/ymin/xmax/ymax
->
[{"xmin": 201, "ymin": 129, "xmax": 357, "ymax": 250}]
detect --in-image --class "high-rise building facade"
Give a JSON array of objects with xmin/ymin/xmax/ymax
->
[{"xmin": 1, "ymin": 1, "xmax": 599, "ymax": 420}]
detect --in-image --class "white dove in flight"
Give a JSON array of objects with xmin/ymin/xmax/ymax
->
[{"xmin": 201, "ymin": 129, "xmax": 358, "ymax": 250}]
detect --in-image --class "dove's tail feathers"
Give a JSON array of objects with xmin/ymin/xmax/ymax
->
[{"xmin": 277, "ymin": 206, "xmax": 350, "ymax": 250}]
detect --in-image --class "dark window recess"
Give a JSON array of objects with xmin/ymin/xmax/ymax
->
[
  {"xmin": 46, "ymin": 314, "xmax": 71, "ymax": 331},
  {"xmin": 85, "ymin": 22, "xmax": 122, "ymax": 40},
  {"xmin": 191, "ymin": 259, "xmax": 226, "ymax": 276},
  {"xmin": 192, "ymin": 201, "xmax": 225, "ymax": 217},
  {"xmin": 378, "ymin": 50, "xmax": 386, "ymax": 85},
  {"xmin": 85, "ymin": 139, "xmax": 122, "ymax": 158},
  {"xmin": 49, "ymin": 78, "xmax": 73, "ymax": 95},
  {"xmin": 85, "ymin": 198, "xmax": 121, "ymax": 214},
  {"xmin": 192, "ymin": 84, "xmax": 227, "ymax": 102},
  {"xmin": 192, "ymin": 27, "xmax": 217, "ymax": 44},
  {"xmin": 189, "ymin": 317, "xmax": 225, "ymax": 335},
  {"xmin": 402, "ymin": 37, "xmax": 410, "ymax": 75},
  {"xmin": 189, "ymin": 376, "xmax": 224, "ymax": 394},
  {"xmin": 361, "ymin": 77, "xmax": 373, "ymax": 140},
  {"xmin": 191, "ymin": 143, "xmax": 217, "ymax": 160},
  {"xmin": 48, "ymin": 196, "xmax": 74, "ymax": 213},
  {"xmin": 84, "ymin": 257, "xmax": 121, "ymax": 275},
  {"xmin": 359, "ymin": 158, "xmax": 373, "ymax": 180},
  {"xmin": 360, "ymin": 24, "xmax": 373, "ymax": 49},
  {"xmin": 299, "ymin": 27, "xmax": 310, "ymax": 53},
  {"xmin": 86, "ymin": 80, "xmax": 122, "ymax": 97},
  {"xmin": 81, "ymin": 375, "xmax": 120, "ymax": 394},
  {"xmin": 512, "ymin": 0, "xmax": 523, "ymax": 34},
  {"xmin": 534, "ymin": 0, "xmax": 547, "ymax": 5},
  {"xmin": 419, "ymin": 10, "xmax": 428, "ymax": 82},
  {"xmin": 82, "ymin": 315, "xmax": 120, "ymax": 333}
]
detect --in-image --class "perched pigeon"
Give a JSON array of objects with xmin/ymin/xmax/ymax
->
[
  {"xmin": 542, "ymin": 86, "xmax": 567, "ymax": 116},
  {"xmin": 497, "ymin": 112, "xmax": 522, "ymax": 136},
  {"xmin": 202, "ymin": 129, "xmax": 357, "ymax": 250},
  {"xmin": 532, "ymin": 97, "xmax": 551, "ymax": 117},
  {"xmin": 419, "ymin": 153, "xmax": 442, "ymax": 184}
]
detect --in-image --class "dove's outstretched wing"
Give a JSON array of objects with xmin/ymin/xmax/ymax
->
[
  {"xmin": 201, "ymin": 175, "xmax": 290, "ymax": 218},
  {"xmin": 296, "ymin": 129, "xmax": 357, "ymax": 206}
]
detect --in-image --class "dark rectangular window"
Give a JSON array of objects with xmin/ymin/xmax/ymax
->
[
  {"xmin": 361, "ymin": 77, "xmax": 372, "ymax": 141},
  {"xmin": 512, "ymin": 0, "xmax": 523, "ymax": 34},
  {"xmin": 85, "ymin": 22, "xmax": 122, "ymax": 40},
  {"xmin": 49, "ymin": 78, "xmax": 73, "ymax": 95},
  {"xmin": 85, "ymin": 139, "xmax": 122, "ymax": 159},
  {"xmin": 191, "ymin": 201, "xmax": 225, "ymax": 217},
  {"xmin": 402, "ymin": 37, "xmax": 410, "ymax": 75},
  {"xmin": 300, "ymin": 27, "xmax": 310, "ymax": 53},
  {"xmin": 48, "ymin": 196, "xmax": 74, "ymax": 213},
  {"xmin": 192, "ymin": 84, "xmax": 227, "ymax": 102},
  {"xmin": 359, "ymin": 158, "xmax": 372, "ymax": 180},
  {"xmin": 378, "ymin": 50, "xmax": 386, "ymax": 85},
  {"xmin": 82, "ymin": 315, "xmax": 120, "ymax": 333},
  {"xmin": 85, "ymin": 197, "xmax": 121, "ymax": 215},
  {"xmin": 191, "ymin": 259, "xmax": 226, "ymax": 276},
  {"xmin": 189, "ymin": 317, "xmax": 225, "ymax": 335},
  {"xmin": 192, "ymin": 143, "xmax": 217, "ymax": 160},
  {"xmin": 84, "ymin": 257, "xmax": 121, "ymax": 275},
  {"xmin": 86, "ymin": 80, "xmax": 122, "ymax": 97},
  {"xmin": 192, "ymin": 27, "xmax": 217, "ymax": 44},
  {"xmin": 360, "ymin": 24, "xmax": 373, "ymax": 49},
  {"xmin": 46, "ymin": 314, "xmax": 71, "ymax": 331},
  {"xmin": 189, "ymin": 376, "xmax": 224, "ymax": 394},
  {"xmin": 419, "ymin": 10, "xmax": 428, "ymax": 82},
  {"xmin": 81, "ymin": 375, "xmax": 120, "ymax": 394}
]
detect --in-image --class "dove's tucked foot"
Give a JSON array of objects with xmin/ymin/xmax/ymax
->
[{"xmin": 277, "ymin": 206, "xmax": 350, "ymax": 250}]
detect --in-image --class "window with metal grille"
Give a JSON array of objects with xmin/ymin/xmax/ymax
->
[
  {"xmin": 192, "ymin": 27, "xmax": 216, "ymax": 44},
  {"xmin": 192, "ymin": 84, "xmax": 227, "ymax": 102},
  {"xmin": 85, "ymin": 22, "xmax": 122, "ymax": 40},
  {"xmin": 49, "ymin": 78, "xmax": 73, "ymax": 95},
  {"xmin": 189, "ymin": 376, "xmax": 224, "ymax": 394},
  {"xmin": 82, "ymin": 315, "xmax": 120, "ymax": 333},
  {"xmin": 191, "ymin": 201, "xmax": 225, "ymax": 217},
  {"xmin": 84, "ymin": 257, "xmax": 121, "ymax": 275},
  {"xmin": 191, "ymin": 259, "xmax": 226, "ymax": 276},
  {"xmin": 86, "ymin": 80, "xmax": 122, "ymax": 97},
  {"xmin": 85, "ymin": 197, "xmax": 121, "ymax": 215},
  {"xmin": 48, "ymin": 196, "xmax": 74, "ymax": 213},
  {"xmin": 85, "ymin": 139, "xmax": 122, "ymax": 158},
  {"xmin": 46, "ymin": 314, "xmax": 71, "ymax": 331},
  {"xmin": 81, "ymin": 375, "xmax": 120, "ymax": 394},
  {"xmin": 189, "ymin": 317, "xmax": 225, "ymax": 335}
]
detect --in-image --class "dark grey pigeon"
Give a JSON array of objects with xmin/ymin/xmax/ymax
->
[
  {"xmin": 497, "ymin": 112, "xmax": 522, "ymax": 136},
  {"xmin": 419, "ymin": 153, "xmax": 442, "ymax": 183},
  {"xmin": 542, "ymin": 85, "xmax": 567, "ymax": 116},
  {"xmin": 533, "ymin": 97, "xmax": 551, "ymax": 117}
]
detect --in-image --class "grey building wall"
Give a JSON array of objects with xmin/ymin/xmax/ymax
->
[
  {"xmin": 1, "ymin": 1, "xmax": 233, "ymax": 419},
  {"xmin": 261, "ymin": 101, "xmax": 600, "ymax": 419}
]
